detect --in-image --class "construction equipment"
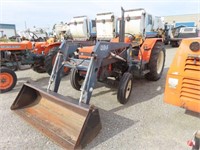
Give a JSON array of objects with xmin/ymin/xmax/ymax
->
[
  {"xmin": 0, "ymin": 41, "xmax": 46, "ymax": 93},
  {"xmin": 0, "ymin": 41, "xmax": 42, "ymax": 71},
  {"xmin": 96, "ymin": 12, "xmax": 118, "ymax": 41},
  {"xmin": 19, "ymin": 27, "xmax": 49, "ymax": 42},
  {"xmin": 69, "ymin": 16, "xmax": 96, "ymax": 41},
  {"xmin": 164, "ymin": 38, "xmax": 200, "ymax": 113},
  {"xmin": 124, "ymin": 8, "xmax": 165, "ymax": 40},
  {"xmin": 44, "ymin": 16, "xmax": 97, "ymax": 75},
  {"xmin": 170, "ymin": 27, "xmax": 200, "ymax": 47},
  {"xmin": 0, "ymin": 34, "xmax": 95, "ymax": 93},
  {"xmin": 11, "ymin": 7, "xmax": 165, "ymax": 149},
  {"xmin": 58, "ymin": 8, "xmax": 166, "ymax": 104},
  {"xmin": 163, "ymin": 23, "xmax": 174, "ymax": 45},
  {"xmin": 52, "ymin": 22, "xmax": 71, "ymax": 40}
]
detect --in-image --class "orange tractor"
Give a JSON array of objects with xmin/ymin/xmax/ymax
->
[
  {"xmin": 164, "ymin": 38, "xmax": 200, "ymax": 113},
  {"xmin": 10, "ymin": 8, "xmax": 166, "ymax": 149},
  {"xmin": 0, "ymin": 38, "xmax": 64, "ymax": 93}
]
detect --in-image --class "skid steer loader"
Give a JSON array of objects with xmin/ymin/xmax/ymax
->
[
  {"xmin": 11, "ymin": 8, "xmax": 165, "ymax": 149},
  {"xmin": 164, "ymin": 38, "xmax": 200, "ymax": 113}
]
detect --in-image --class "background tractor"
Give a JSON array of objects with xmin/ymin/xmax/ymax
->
[
  {"xmin": 0, "ymin": 40, "xmax": 48, "ymax": 93},
  {"xmin": 170, "ymin": 26, "xmax": 200, "ymax": 47}
]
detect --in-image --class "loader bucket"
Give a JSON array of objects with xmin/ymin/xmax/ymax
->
[{"xmin": 11, "ymin": 83, "xmax": 101, "ymax": 149}]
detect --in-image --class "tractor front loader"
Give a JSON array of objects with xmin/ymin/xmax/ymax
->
[
  {"xmin": 10, "ymin": 41, "xmax": 102, "ymax": 149},
  {"xmin": 11, "ymin": 8, "xmax": 165, "ymax": 149}
]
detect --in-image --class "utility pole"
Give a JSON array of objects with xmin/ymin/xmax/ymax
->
[{"xmin": 25, "ymin": 21, "xmax": 27, "ymax": 29}]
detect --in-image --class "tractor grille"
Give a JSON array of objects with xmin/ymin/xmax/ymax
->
[
  {"xmin": 180, "ymin": 78, "xmax": 200, "ymax": 101},
  {"xmin": 184, "ymin": 58, "xmax": 200, "ymax": 73}
]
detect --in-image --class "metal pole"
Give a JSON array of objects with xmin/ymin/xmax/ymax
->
[{"xmin": 119, "ymin": 7, "xmax": 125, "ymax": 42}]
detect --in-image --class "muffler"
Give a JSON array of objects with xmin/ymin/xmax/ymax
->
[{"xmin": 11, "ymin": 83, "xmax": 101, "ymax": 149}]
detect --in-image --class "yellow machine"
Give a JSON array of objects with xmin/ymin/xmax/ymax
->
[{"xmin": 164, "ymin": 38, "xmax": 200, "ymax": 113}]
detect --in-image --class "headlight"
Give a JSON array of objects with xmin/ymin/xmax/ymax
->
[
  {"xmin": 168, "ymin": 78, "xmax": 179, "ymax": 88},
  {"xmin": 189, "ymin": 42, "xmax": 200, "ymax": 52}
]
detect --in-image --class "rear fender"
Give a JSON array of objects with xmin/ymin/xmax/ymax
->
[
  {"xmin": 33, "ymin": 42, "xmax": 61, "ymax": 55},
  {"xmin": 138, "ymin": 38, "xmax": 162, "ymax": 62},
  {"xmin": 33, "ymin": 42, "xmax": 47, "ymax": 54},
  {"xmin": 43, "ymin": 42, "xmax": 61, "ymax": 55}
]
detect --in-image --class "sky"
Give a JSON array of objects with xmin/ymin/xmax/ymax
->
[{"xmin": 0, "ymin": 0, "xmax": 200, "ymax": 31}]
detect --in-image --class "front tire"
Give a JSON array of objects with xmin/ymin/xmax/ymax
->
[
  {"xmin": 70, "ymin": 69, "xmax": 84, "ymax": 91},
  {"xmin": 145, "ymin": 41, "xmax": 165, "ymax": 81},
  {"xmin": 0, "ymin": 67, "xmax": 17, "ymax": 93},
  {"xmin": 117, "ymin": 72, "xmax": 133, "ymax": 104}
]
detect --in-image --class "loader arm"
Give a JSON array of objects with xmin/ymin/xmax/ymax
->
[
  {"xmin": 48, "ymin": 40, "xmax": 131, "ymax": 104},
  {"xmin": 70, "ymin": 42, "xmax": 131, "ymax": 104},
  {"xmin": 47, "ymin": 39, "xmax": 98, "ymax": 92},
  {"xmin": 47, "ymin": 40, "xmax": 88, "ymax": 92}
]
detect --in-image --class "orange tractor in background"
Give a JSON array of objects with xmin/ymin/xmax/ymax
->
[
  {"xmin": 0, "ymin": 37, "xmax": 95, "ymax": 93},
  {"xmin": 0, "ymin": 39, "xmax": 62, "ymax": 93},
  {"xmin": 164, "ymin": 38, "xmax": 200, "ymax": 113},
  {"xmin": 0, "ymin": 35, "xmax": 74, "ymax": 93}
]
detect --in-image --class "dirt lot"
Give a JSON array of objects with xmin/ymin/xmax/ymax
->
[{"xmin": 0, "ymin": 46, "xmax": 199, "ymax": 150}]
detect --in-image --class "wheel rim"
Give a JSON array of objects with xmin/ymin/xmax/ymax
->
[
  {"xmin": 125, "ymin": 80, "xmax": 132, "ymax": 99},
  {"xmin": 157, "ymin": 50, "xmax": 164, "ymax": 74},
  {"xmin": 76, "ymin": 71, "xmax": 84, "ymax": 85},
  {"xmin": 78, "ymin": 79, "xmax": 83, "ymax": 85},
  {"xmin": 0, "ymin": 73, "xmax": 13, "ymax": 90}
]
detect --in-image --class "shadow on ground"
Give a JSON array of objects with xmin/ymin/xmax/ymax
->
[
  {"xmin": 93, "ymin": 68, "xmax": 168, "ymax": 112},
  {"xmin": 185, "ymin": 110, "xmax": 200, "ymax": 119},
  {"xmin": 85, "ymin": 107, "xmax": 137, "ymax": 149},
  {"xmin": 84, "ymin": 68, "xmax": 169, "ymax": 148}
]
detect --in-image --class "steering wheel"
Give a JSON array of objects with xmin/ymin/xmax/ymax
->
[
  {"xmin": 125, "ymin": 33, "xmax": 135, "ymax": 40},
  {"xmin": 28, "ymin": 31, "xmax": 39, "ymax": 41}
]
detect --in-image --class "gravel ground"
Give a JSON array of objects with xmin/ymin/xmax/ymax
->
[{"xmin": 0, "ymin": 45, "xmax": 200, "ymax": 150}]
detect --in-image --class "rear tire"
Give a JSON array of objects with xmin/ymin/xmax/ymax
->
[
  {"xmin": 32, "ymin": 66, "xmax": 46, "ymax": 73},
  {"xmin": 171, "ymin": 41, "xmax": 178, "ymax": 47},
  {"xmin": 44, "ymin": 46, "xmax": 71, "ymax": 76},
  {"xmin": 70, "ymin": 69, "xmax": 84, "ymax": 91},
  {"xmin": 117, "ymin": 72, "xmax": 133, "ymax": 104},
  {"xmin": 44, "ymin": 46, "xmax": 59, "ymax": 75},
  {"xmin": 145, "ymin": 41, "xmax": 165, "ymax": 81},
  {"xmin": 0, "ymin": 67, "xmax": 17, "ymax": 93}
]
